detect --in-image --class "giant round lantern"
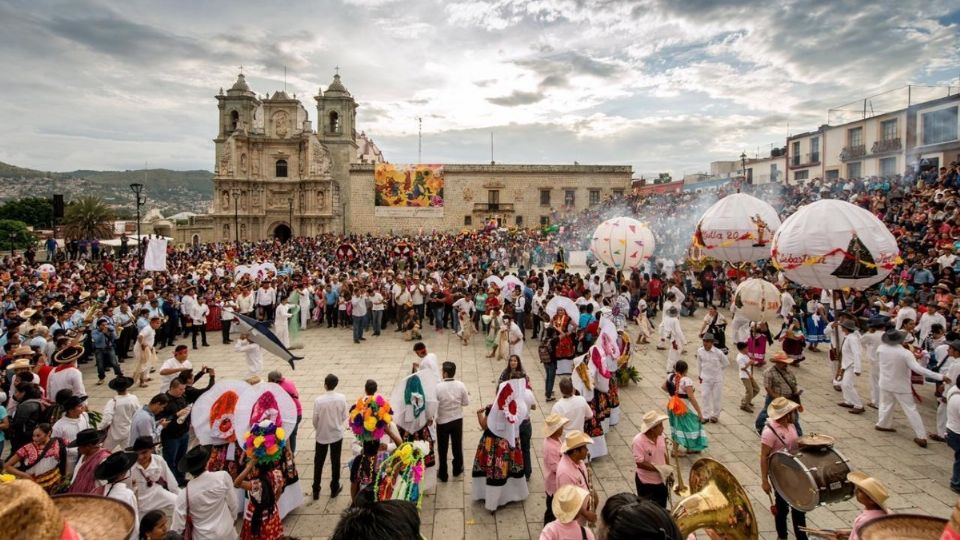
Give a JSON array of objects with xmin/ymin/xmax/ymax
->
[
  {"xmin": 733, "ymin": 278, "xmax": 782, "ymax": 322},
  {"xmin": 694, "ymin": 193, "xmax": 781, "ymax": 263},
  {"xmin": 590, "ymin": 217, "xmax": 656, "ymax": 271},
  {"xmin": 771, "ymin": 199, "xmax": 900, "ymax": 289}
]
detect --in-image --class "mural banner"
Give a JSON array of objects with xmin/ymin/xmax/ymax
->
[{"xmin": 374, "ymin": 163, "xmax": 444, "ymax": 217}]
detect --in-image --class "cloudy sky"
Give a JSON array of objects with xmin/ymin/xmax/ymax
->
[{"xmin": 1, "ymin": 0, "xmax": 958, "ymax": 178}]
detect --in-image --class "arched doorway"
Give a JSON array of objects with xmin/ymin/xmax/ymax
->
[{"xmin": 272, "ymin": 223, "xmax": 291, "ymax": 243}]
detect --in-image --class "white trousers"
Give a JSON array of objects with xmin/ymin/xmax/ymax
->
[
  {"xmin": 841, "ymin": 369, "xmax": 862, "ymax": 408},
  {"xmin": 937, "ymin": 398, "xmax": 948, "ymax": 438},
  {"xmin": 877, "ymin": 389, "xmax": 926, "ymax": 439},
  {"xmin": 730, "ymin": 318, "xmax": 750, "ymax": 344},
  {"xmin": 701, "ymin": 378, "xmax": 723, "ymax": 419},
  {"xmin": 666, "ymin": 346, "xmax": 682, "ymax": 373},
  {"xmin": 870, "ymin": 359, "xmax": 881, "ymax": 405}
]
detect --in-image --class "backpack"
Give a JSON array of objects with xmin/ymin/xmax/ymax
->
[{"xmin": 538, "ymin": 339, "xmax": 554, "ymax": 364}]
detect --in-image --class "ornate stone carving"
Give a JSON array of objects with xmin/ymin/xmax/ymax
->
[
  {"xmin": 462, "ymin": 188, "xmax": 475, "ymax": 202},
  {"xmin": 273, "ymin": 110, "xmax": 289, "ymax": 138},
  {"xmin": 310, "ymin": 140, "xmax": 332, "ymax": 177},
  {"xmin": 252, "ymin": 144, "xmax": 261, "ymax": 178},
  {"xmin": 219, "ymin": 144, "xmax": 233, "ymax": 176},
  {"xmin": 317, "ymin": 190, "xmax": 325, "ymax": 210},
  {"xmin": 239, "ymin": 153, "xmax": 247, "ymax": 175},
  {"xmin": 482, "ymin": 180, "xmax": 505, "ymax": 189},
  {"xmin": 221, "ymin": 191, "xmax": 230, "ymax": 210}
]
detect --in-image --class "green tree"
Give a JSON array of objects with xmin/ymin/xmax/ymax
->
[
  {"xmin": 62, "ymin": 197, "xmax": 115, "ymax": 240},
  {"xmin": 0, "ymin": 219, "xmax": 35, "ymax": 251},
  {"xmin": 0, "ymin": 197, "xmax": 53, "ymax": 228}
]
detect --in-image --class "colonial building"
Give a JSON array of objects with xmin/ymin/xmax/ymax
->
[{"xmin": 176, "ymin": 72, "xmax": 632, "ymax": 242}]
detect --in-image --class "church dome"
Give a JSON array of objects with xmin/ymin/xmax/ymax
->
[
  {"xmin": 227, "ymin": 73, "xmax": 255, "ymax": 97},
  {"xmin": 325, "ymin": 74, "xmax": 351, "ymax": 97}
]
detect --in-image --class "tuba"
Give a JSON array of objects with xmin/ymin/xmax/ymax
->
[{"xmin": 671, "ymin": 458, "xmax": 758, "ymax": 540}]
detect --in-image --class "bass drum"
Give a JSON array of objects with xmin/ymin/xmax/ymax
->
[{"xmin": 768, "ymin": 446, "xmax": 854, "ymax": 512}]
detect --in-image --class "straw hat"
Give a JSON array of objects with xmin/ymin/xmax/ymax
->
[
  {"xmin": 19, "ymin": 308, "xmax": 36, "ymax": 318},
  {"xmin": 847, "ymin": 471, "xmax": 889, "ymax": 510},
  {"xmin": 53, "ymin": 345, "xmax": 84, "ymax": 364},
  {"xmin": 552, "ymin": 484, "xmax": 590, "ymax": 524},
  {"xmin": 767, "ymin": 397, "xmax": 800, "ymax": 421},
  {"xmin": 9, "ymin": 358, "xmax": 31, "ymax": 370},
  {"xmin": 770, "ymin": 352, "xmax": 794, "ymax": 364},
  {"xmin": 839, "ymin": 320, "xmax": 858, "ymax": 332},
  {"xmin": 53, "ymin": 493, "xmax": 137, "ymax": 540},
  {"xmin": 560, "ymin": 430, "xmax": 594, "ymax": 453},
  {"xmin": 11, "ymin": 346, "xmax": 33, "ymax": 358},
  {"xmin": 78, "ymin": 291, "xmax": 91, "ymax": 300},
  {"xmin": 542, "ymin": 414, "xmax": 569, "ymax": 437},
  {"xmin": 640, "ymin": 410, "xmax": 669, "ymax": 433}
]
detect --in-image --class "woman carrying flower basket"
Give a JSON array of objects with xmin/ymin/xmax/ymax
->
[
  {"xmin": 347, "ymin": 389, "xmax": 402, "ymax": 504},
  {"xmin": 235, "ymin": 419, "xmax": 288, "ymax": 540}
]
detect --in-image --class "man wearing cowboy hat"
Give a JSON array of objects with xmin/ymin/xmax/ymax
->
[
  {"xmin": 555, "ymin": 430, "xmax": 597, "ymax": 525},
  {"xmin": 838, "ymin": 319, "xmax": 865, "ymax": 414},
  {"xmin": 126, "ymin": 435, "xmax": 179, "ymax": 515},
  {"xmin": 542, "ymin": 413, "xmax": 568, "ymax": 525},
  {"xmin": 66, "ymin": 428, "xmax": 110, "ymax": 495},
  {"xmin": 755, "ymin": 352, "xmax": 804, "ymax": 435},
  {"xmin": 52, "ymin": 393, "xmax": 90, "ymax": 474},
  {"xmin": 846, "ymin": 471, "xmax": 889, "ymax": 540},
  {"xmin": 631, "ymin": 410, "xmax": 670, "ymax": 508},
  {"xmin": 171, "ymin": 444, "xmax": 240, "ymax": 539},
  {"xmin": 540, "ymin": 485, "xmax": 597, "ymax": 540},
  {"xmin": 876, "ymin": 329, "xmax": 949, "ymax": 447},
  {"xmin": 95, "ymin": 450, "xmax": 140, "ymax": 540}
]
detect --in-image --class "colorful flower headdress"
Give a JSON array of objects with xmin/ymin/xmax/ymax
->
[
  {"xmin": 374, "ymin": 442, "xmax": 426, "ymax": 509},
  {"xmin": 242, "ymin": 419, "xmax": 287, "ymax": 465},
  {"xmin": 349, "ymin": 395, "xmax": 393, "ymax": 441}
]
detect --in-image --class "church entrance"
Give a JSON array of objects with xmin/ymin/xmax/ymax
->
[{"xmin": 273, "ymin": 224, "xmax": 291, "ymax": 243}]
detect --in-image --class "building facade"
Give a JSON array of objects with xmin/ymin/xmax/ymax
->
[
  {"xmin": 785, "ymin": 130, "xmax": 824, "ymax": 183},
  {"xmin": 346, "ymin": 164, "xmax": 632, "ymax": 234},
  {"xmin": 177, "ymin": 73, "xmax": 632, "ymax": 242}
]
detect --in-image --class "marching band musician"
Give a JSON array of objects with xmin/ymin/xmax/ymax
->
[
  {"xmin": 846, "ymin": 471, "xmax": 890, "ymax": 540},
  {"xmin": 631, "ymin": 410, "xmax": 669, "ymax": 508},
  {"xmin": 760, "ymin": 397, "xmax": 808, "ymax": 540},
  {"xmin": 555, "ymin": 430, "xmax": 597, "ymax": 526}
]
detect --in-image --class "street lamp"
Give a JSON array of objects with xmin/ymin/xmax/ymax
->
[
  {"xmin": 8, "ymin": 232, "xmax": 15, "ymax": 256},
  {"xmin": 231, "ymin": 188, "xmax": 240, "ymax": 245},
  {"xmin": 129, "ymin": 183, "xmax": 145, "ymax": 264}
]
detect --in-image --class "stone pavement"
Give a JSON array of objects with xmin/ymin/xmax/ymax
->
[{"xmin": 78, "ymin": 309, "xmax": 959, "ymax": 539}]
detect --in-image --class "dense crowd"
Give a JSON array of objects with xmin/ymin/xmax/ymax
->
[{"xmin": 1, "ymin": 158, "xmax": 960, "ymax": 539}]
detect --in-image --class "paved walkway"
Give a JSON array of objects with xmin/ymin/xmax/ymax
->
[{"xmin": 79, "ymin": 309, "xmax": 958, "ymax": 539}]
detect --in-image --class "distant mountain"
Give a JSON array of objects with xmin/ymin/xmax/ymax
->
[{"xmin": 0, "ymin": 161, "xmax": 214, "ymax": 215}]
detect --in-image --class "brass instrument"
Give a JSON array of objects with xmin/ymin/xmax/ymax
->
[
  {"xmin": 82, "ymin": 301, "xmax": 103, "ymax": 326},
  {"xmin": 585, "ymin": 457, "xmax": 599, "ymax": 513},
  {"xmin": 671, "ymin": 440, "xmax": 687, "ymax": 497},
  {"xmin": 671, "ymin": 458, "xmax": 758, "ymax": 540}
]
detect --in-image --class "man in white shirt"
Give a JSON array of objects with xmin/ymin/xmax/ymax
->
[
  {"xmin": 697, "ymin": 333, "xmax": 729, "ymax": 423},
  {"xmin": 779, "ymin": 288, "xmax": 796, "ymax": 331},
  {"xmin": 659, "ymin": 307, "xmax": 686, "ymax": 373},
  {"xmin": 256, "ymin": 281, "xmax": 276, "ymax": 322},
  {"xmin": 894, "ymin": 297, "xmax": 917, "ymax": 330},
  {"xmin": 837, "ymin": 321, "xmax": 864, "ymax": 413},
  {"xmin": 219, "ymin": 294, "xmax": 237, "ymax": 344},
  {"xmin": 861, "ymin": 319, "xmax": 885, "ymax": 409},
  {"xmin": 551, "ymin": 377, "xmax": 593, "ymax": 435},
  {"xmin": 412, "ymin": 342, "xmax": 440, "ymax": 378},
  {"xmin": 157, "ymin": 345, "xmax": 192, "ymax": 393},
  {"xmin": 505, "ymin": 314, "xmax": 524, "ymax": 358},
  {"xmin": 234, "ymin": 333, "xmax": 263, "ymax": 376},
  {"xmin": 172, "ymin": 445, "xmax": 240, "ymax": 540},
  {"xmin": 47, "ymin": 345, "xmax": 86, "ymax": 402},
  {"xmin": 350, "ymin": 291, "xmax": 367, "ymax": 344},
  {"xmin": 876, "ymin": 329, "xmax": 949, "ymax": 447},
  {"xmin": 934, "ymin": 341, "xmax": 960, "ymax": 443},
  {"xmin": 918, "ymin": 303, "xmax": 947, "ymax": 342},
  {"xmin": 436, "ymin": 361, "xmax": 470, "ymax": 482},
  {"xmin": 312, "ymin": 373, "xmax": 347, "ymax": 500},
  {"xmin": 95, "ymin": 451, "xmax": 140, "ymax": 540},
  {"xmin": 274, "ymin": 296, "xmax": 292, "ymax": 347}
]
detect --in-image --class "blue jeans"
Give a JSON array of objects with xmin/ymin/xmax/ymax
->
[
  {"xmin": 451, "ymin": 311, "xmax": 461, "ymax": 333},
  {"xmin": 948, "ymin": 430, "xmax": 960, "ymax": 490},
  {"xmin": 433, "ymin": 307, "xmax": 444, "ymax": 330},
  {"xmin": 162, "ymin": 433, "xmax": 189, "ymax": 486},
  {"xmin": 371, "ymin": 311, "xmax": 383, "ymax": 335},
  {"xmin": 520, "ymin": 419, "xmax": 532, "ymax": 480},
  {"xmin": 755, "ymin": 394, "xmax": 803, "ymax": 436},
  {"xmin": 352, "ymin": 315, "xmax": 364, "ymax": 342},
  {"xmin": 544, "ymin": 361, "xmax": 557, "ymax": 398},
  {"xmin": 95, "ymin": 348, "xmax": 123, "ymax": 381}
]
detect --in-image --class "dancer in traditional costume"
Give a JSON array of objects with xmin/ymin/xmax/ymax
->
[
  {"xmin": 236, "ymin": 419, "xmax": 288, "ymax": 540},
  {"xmin": 471, "ymin": 379, "xmax": 530, "ymax": 511},
  {"xmin": 390, "ymin": 370, "xmax": 439, "ymax": 491},
  {"xmin": 663, "ymin": 360, "xmax": 707, "ymax": 455}
]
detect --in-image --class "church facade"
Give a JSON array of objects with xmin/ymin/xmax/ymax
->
[{"xmin": 176, "ymin": 73, "xmax": 632, "ymax": 243}]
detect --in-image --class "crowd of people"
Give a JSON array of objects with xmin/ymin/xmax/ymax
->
[{"xmin": 1, "ymin": 158, "xmax": 960, "ymax": 539}]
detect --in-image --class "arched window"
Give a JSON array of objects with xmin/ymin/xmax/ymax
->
[
  {"xmin": 276, "ymin": 159, "xmax": 288, "ymax": 178},
  {"xmin": 329, "ymin": 111, "xmax": 340, "ymax": 133},
  {"xmin": 230, "ymin": 110, "xmax": 239, "ymax": 131},
  {"xmin": 223, "ymin": 224, "xmax": 230, "ymax": 239}
]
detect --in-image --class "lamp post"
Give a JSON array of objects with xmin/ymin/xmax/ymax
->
[
  {"xmin": 231, "ymin": 188, "xmax": 240, "ymax": 245},
  {"xmin": 129, "ymin": 183, "xmax": 145, "ymax": 265},
  {"xmin": 8, "ymin": 232, "xmax": 15, "ymax": 256}
]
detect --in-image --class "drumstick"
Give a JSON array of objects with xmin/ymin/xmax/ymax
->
[{"xmin": 767, "ymin": 491, "xmax": 777, "ymax": 516}]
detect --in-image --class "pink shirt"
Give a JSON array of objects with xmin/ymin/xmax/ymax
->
[
  {"xmin": 850, "ymin": 509, "xmax": 887, "ymax": 540},
  {"xmin": 539, "ymin": 520, "xmax": 596, "ymax": 540},
  {"xmin": 278, "ymin": 379, "xmax": 303, "ymax": 416},
  {"xmin": 761, "ymin": 422, "xmax": 798, "ymax": 453},
  {"xmin": 555, "ymin": 454, "xmax": 588, "ymax": 491},
  {"xmin": 543, "ymin": 436, "xmax": 562, "ymax": 495},
  {"xmin": 632, "ymin": 432, "xmax": 666, "ymax": 485}
]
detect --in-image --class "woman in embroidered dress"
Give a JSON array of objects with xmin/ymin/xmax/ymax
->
[
  {"xmin": 4, "ymin": 423, "xmax": 66, "ymax": 494},
  {"xmin": 390, "ymin": 371, "xmax": 439, "ymax": 490},
  {"xmin": 471, "ymin": 380, "xmax": 530, "ymax": 512},
  {"xmin": 662, "ymin": 360, "xmax": 707, "ymax": 456},
  {"xmin": 235, "ymin": 421, "xmax": 288, "ymax": 540}
]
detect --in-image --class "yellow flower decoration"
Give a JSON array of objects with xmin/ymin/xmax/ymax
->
[
  {"xmin": 275, "ymin": 427, "xmax": 286, "ymax": 440},
  {"xmin": 364, "ymin": 416, "xmax": 377, "ymax": 432},
  {"xmin": 254, "ymin": 435, "xmax": 265, "ymax": 448}
]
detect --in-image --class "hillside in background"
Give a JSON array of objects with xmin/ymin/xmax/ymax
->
[{"xmin": 0, "ymin": 161, "xmax": 213, "ymax": 215}]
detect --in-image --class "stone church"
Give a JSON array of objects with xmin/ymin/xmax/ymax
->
[
  {"xmin": 176, "ymin": 72, "xmax": 632, "ymax": 243},
  {"xmin": 176, "ymin": 71, "xmax": 378, "ymax": 244}
]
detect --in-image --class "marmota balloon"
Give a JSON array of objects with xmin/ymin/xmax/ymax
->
[{"xmin": 590, "ymin": 218, "xmax": 656, "ymax": 271}]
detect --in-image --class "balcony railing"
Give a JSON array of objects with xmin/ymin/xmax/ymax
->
[
  {"xmin": 473, "ymin": 202, "xmax": 515, "ymax": 213},
  {"xmin": 871, "ymin": 138, "xmax": 902, "ymax": 154},
  {"xmin": 840, "ymin": 145, "xmax": 867, "ymax": 161},
  {"xmin": 789, "ymin": 153, "xmax": 821, "ymax": 169}
]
